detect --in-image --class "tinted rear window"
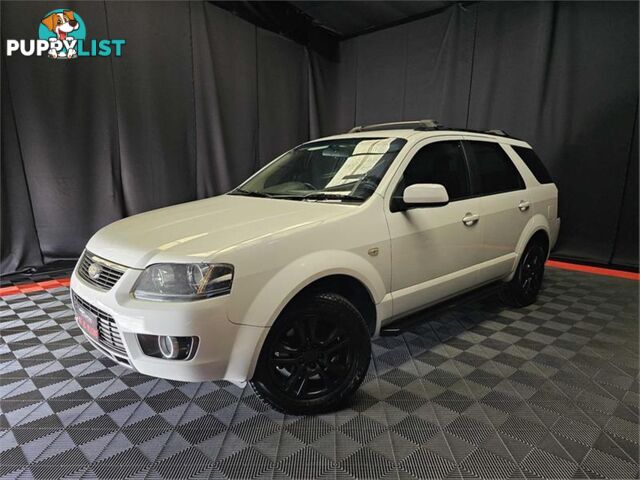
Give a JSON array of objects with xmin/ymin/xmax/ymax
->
[{"xmin": 513, "ymin": 146, "xmax": 553, "ymax": 184}]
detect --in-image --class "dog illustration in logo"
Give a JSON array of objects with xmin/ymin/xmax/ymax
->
[{"xmin": 41, "ymin": 10, "xmax": 79, "ymax": 58}]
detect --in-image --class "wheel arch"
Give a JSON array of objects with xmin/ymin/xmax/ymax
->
[
  {"xmin": 528, "ymin": 229, "xmax": 550, "ymax": 257},
  {"xmin": 507, "ymin": 214, "xmax": 551, "ymax": 281},
  {"xmin": 286, "ymin": 274, "xmax": 377, "ymax": 336},
  {"xmin": 235, "ymin": 250, "xmax": 386, "ymax": 328},
  {"xmin": 234, "ymin": 250, "xmax": 385, "ymax": 382}
]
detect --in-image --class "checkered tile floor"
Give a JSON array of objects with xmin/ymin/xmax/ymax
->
[{"xmin": 1, "ymin": 268, "xmax": 638, "ymax": 479}]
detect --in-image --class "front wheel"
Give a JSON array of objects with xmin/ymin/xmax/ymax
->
[
  {"xmin": 250, "ymin": 292, "xmax": 371, "ymax": 415},
  {"xmin": 502, "ymin": 238, "xmax": 547, "ymax": 307}
]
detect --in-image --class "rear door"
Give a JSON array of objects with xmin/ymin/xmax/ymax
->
[{"xmin": 463, "ymin": 139, "xmax": 531, "ymax": 281}]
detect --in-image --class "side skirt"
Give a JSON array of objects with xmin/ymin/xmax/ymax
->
[{"xmin": 379, "ymin": 280, "xmax": 504, "ymax": 336}]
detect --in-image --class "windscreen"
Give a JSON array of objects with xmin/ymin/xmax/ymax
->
[{"xmin": 232, "ymin": 137, "xmax": 407, "ymax": 203}]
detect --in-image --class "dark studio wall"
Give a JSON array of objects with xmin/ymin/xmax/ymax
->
[
  {"xmin": 315, "ymin": 1, "xmax": 639, "ymax": 268},
  {"xmin": 1, "ymin": 1, "xmax": 638, "ymax": 274},
  {"xmin": 2, "ymin": 1, "xmax": 312, "ymax": 273}
]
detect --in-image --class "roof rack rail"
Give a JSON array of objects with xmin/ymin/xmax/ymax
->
[
  {"xmin": 349, "ymin": 119, "xmax": 441, "ymax": 133},
  {"xmin": 346, "ymin": 121, "xmax": 519, "ymax": 140}
]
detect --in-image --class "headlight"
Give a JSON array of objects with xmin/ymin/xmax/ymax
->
[{"xmin": 132, "ymin": 263, "xmax": 233, "ymax": 301}]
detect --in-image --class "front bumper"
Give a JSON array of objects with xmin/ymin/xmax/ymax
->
[{"xmin": 70, "ymin": 264, "xmax": 268, "ymax": 384}]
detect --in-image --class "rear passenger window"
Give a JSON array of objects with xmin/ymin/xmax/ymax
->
[
  {"xmin": 464, "ymin": 141, "xmax": 524, "ymax": 195},
  {"xmin": 513, "ymin": 146, "xmax": 553, "ymax": 184},
  {"xmin": 395, "ymin": 141, "xmax": 471, "ymax": 201}
]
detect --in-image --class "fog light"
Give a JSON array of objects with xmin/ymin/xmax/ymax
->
[
  {"xmin": 138, "ymin": 334, "xmax": 197, "ymax": 360},
  {"xmin": 158, "ymin": 336, "xmax": 180, "ymax": 359}
]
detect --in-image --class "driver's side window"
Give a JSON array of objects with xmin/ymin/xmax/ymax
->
[{"xmin": 393, "ymin": 140, "xmax": 471, "ymax": 202}]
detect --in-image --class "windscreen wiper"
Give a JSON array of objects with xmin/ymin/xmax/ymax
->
[
  {"xmin": 299, "ymin": 192, "xmax": 365, "ymax": 202},
  {"xmin": 229, "ymin": 189, "xmax": 274, "ymax": 198}
]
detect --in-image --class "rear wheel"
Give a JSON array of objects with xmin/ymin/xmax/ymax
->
[
  {"xmin": 502, "ymin": 238, "xmax": 547, "ymax": 307},
  {"xmin": 250, "ymin": 292, "xmax": 371, "ymax": 415}
]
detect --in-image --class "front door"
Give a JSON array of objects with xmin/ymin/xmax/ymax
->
[{"xmin": 385, "ymin": 138, "xmax": 484, "ymax": 318}]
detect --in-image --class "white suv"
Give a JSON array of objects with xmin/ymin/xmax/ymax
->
[{"xmin": 71, "ymin": 120, "xmax": 560, "ymax": 414}]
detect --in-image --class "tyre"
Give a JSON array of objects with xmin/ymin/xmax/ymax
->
[
  {"xmin": 501, "ymin": 238, "xmax": 547, "ymax": 307},
  {"xmin": 250, "ymin": 292, "xmax": 371, "ymax": 415}
]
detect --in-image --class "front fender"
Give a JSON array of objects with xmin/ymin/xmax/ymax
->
[
  {"xmin": 228, "ymin": 249, "xmax": 387, "ymax": 382},
  {"xmin": 234, "ymin": 249, "xmax": 387, "ymax": 329}
]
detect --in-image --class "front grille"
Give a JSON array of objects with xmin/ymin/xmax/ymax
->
[
  {"xmin": 72, "ymin": 291, "xmax": 127, "ymax": 357},
  {"xmin": 77, "ymin": 251, "xmax": 126, "ymax": 291}
]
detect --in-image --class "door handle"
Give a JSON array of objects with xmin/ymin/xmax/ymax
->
[
  {"xmin": 462, "ymin": 212, "xmax": 479, "ymax": 226},
  {"xmin": 518, "ymin": 200, "xmax": 531, "ymax": 212}
]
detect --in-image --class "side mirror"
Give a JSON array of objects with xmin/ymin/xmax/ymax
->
[{"xmin": 402, "ymin": 183, "xmax": 449, "ymax": 209}]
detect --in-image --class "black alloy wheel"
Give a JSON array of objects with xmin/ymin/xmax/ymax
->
[
  {"xmin": 502, "ymin": 238, "xmax": 547, "ymax": 307},
  {"xmin": 519, "ymin": 243, "xmax": 545, "ymax": 296},
  {"xmin": 250, "ymin": 292, "xmax": 371, "ymax": 415}
]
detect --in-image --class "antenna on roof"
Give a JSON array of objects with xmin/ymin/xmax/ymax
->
[{"xmin": 485, "ymin": 129, "xmax": 509, "ymax": 137}]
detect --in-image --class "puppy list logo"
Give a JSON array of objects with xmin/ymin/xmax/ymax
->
[
  {"xmin": 39, "ymin": 9, "xmax": 85, "ymax": 59},
  {"xmin": 5, "ymin": 8, "xmax": 125, "ymax": 59}
]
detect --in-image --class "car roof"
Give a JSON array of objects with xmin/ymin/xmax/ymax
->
[
  {"xmin": 314, "ymin": 129, "xmax": 531, "ymax": 148},
  {"xmin": 308, "ymin": 119, "xmax": 532, "ymax": 148}
]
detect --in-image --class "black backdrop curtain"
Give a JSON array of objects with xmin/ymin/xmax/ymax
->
[
  {"xmin": 2, "ymin": 1, "xmax": 638, "ymax": 274},
  {"xmin": 1, "ymin": 1, "xmax": 312, "ymax": 273},
  {"xmin": 313, "ymin": 1, "xmax": 639, "ymax": 268}
]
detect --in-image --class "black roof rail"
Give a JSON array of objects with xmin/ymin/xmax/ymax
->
[
  {"xmin": 347, "ymin": 121, "xmax": 519, "ymax": 140},
  {"xmin": 349, "ymin": 119, "xmax": 441, "ymax": 133}
]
